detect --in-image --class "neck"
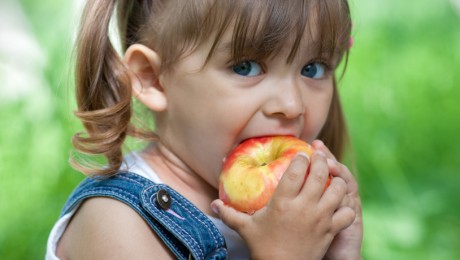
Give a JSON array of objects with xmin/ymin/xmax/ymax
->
[{"xmin": 141, "ymin": 142, "xmax": 218, "ymax": 217}]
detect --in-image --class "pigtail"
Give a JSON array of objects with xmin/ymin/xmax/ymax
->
[{"xmin": 71, "ymin": 0, "xmax": 154, "ymax": 176}]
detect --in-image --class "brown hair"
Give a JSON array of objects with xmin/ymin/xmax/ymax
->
[{"xmin": 71, "ymin": 0, "xmax": 352, "ymax": 176}]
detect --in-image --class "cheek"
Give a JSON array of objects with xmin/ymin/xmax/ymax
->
[
  {"xmin": 171, "ymin": 106, "xmax": 247, "ymax": 186},
  {"xmin": 303, "ymin": 87, "xmax": 334, "ymax": 141}
]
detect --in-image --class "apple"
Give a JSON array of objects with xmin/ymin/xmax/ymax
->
[{"xmin": 218, "ymin": 136, "xmax": 331, "ymax": 214}]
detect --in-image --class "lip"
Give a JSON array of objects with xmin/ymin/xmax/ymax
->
[
  {"xmin": 237, "ymin": 134, "xmax": 297, "ymax": 145},
  {"xmin": 222, "ymin": 134, "xmax": 298, "ymax": 163},
  {"xmin": 223, "ymin": 133, "xmax": 300, "ymax": 161}
]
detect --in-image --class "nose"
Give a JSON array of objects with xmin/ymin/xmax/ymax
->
[{"xmin": 262, "ymin": 79, "xmax": 305, "ymax": 119}]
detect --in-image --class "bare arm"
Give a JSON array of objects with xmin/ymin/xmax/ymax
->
[{"xmin": 56, "ymin": 197, "xmax": 175, "ymax": 260}]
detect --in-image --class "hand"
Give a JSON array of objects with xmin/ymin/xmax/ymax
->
[
  {"xmin": 312, "ymin": 140, "xmax": 363, "ymax": 260},
  {"xmin": 212, "ymin": 150, "xmax": 356, "ymax": 259}
]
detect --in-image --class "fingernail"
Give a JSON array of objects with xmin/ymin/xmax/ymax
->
[
  {"xmin": 315, "ymin": 140, "xmax": 325, "ymax": 147},
  {"xmin": 296, "ymin": 152, "xmax": 310, "ymax": 160},
  {"xmin": 211, "ymin": 203, "xmax": 220, "ymax": 215},
  {"xmin": 312, "ymin": 140, "xmax": 322, "ymax": 148}
]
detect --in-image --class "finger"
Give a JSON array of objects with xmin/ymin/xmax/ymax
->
[
  {"xmin": 312, "ymin": 140, "xmax": 337, "ymax": 161},
  {"xmin": 211, "ymin": 199, "xmax": 250, "ymax": 232},
  {"xmin": 312, "ymin": 141, "xmax": 358, "ymax": 195},
  {"xmin": 328, "ymin": 162, "xmax": 359, "ymax": 195},
  {"xmin": 331, "ymin": 206, "xmax": 356, "ymax": 234},
  {"xmin": 301, "ymin": 150, "xmax": 329, "ymax": 201},
  {"xmin": 339, "ymin": 194, "xmax": 354, "ymax": 209},
  {"xmin": 272, "ymin": 152, "xmax": 310, "ymax": 201},
  {"xmin": 319, "ymin": 177, "xmax": 347, "ymax": 212},
  {"xmin": 312, "ymin": 140, "xmax": 356, "ymax": 193}
]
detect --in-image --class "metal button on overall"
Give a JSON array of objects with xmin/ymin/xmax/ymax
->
[{"xmin": 156, "ymin": 189, "xmax": 172, "ymax": 210}]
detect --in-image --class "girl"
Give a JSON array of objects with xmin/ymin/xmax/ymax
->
[{"xmin": 47, "ymin": 0, "xmax": 363, "ymax": 259}]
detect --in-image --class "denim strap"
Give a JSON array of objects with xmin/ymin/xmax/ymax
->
[{"xmin": 62, "ymin": 172, "xmax": 227, "ymax": 260}]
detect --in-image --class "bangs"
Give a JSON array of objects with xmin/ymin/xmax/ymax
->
[
  {"xmin": 145, "ymin": 0, "xmax": 352, "ymax": 70},
  {"xmin": 205, "ymin": 0, "xmax": 352, "ymax": 64}
]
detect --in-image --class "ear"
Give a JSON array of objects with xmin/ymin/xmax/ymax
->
[{"xmin": 124, "ymin": 44, "xmax": 167, "ymax": 111}]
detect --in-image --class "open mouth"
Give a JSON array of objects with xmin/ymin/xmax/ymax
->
[{"xmin": 238, "ymin": 134, "xmax": 297, "ymax": 145}]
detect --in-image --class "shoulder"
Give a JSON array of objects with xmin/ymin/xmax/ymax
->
[{"xmin": 56, "ymin": 197, "xmax": 174, "ymax": 259}]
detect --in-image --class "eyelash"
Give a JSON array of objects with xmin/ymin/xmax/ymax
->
[
  {"xmin": 229, "ymin": 58, "xmax": 333, "ymax": 78},
  {"xmin": 230, "ymin": 60, "xmax": 265, "ymax": 77},
  {"xmin": 305, "ymin": 59, "xmax": 333, "ymax": 79},
  {"xmin": 313, "ymin": 59, "xmax": 332, "ymax": 70}
]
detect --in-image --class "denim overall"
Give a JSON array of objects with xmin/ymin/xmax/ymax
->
[{"xmin": 61, "ymin": 172, "xmax": 228, "ymax": 260}]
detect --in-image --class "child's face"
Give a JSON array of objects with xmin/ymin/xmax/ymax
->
[{"xmin": 157, "ymin": 31, "xmax": 336, "ymax": 188}]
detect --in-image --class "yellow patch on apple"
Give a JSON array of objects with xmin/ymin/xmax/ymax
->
[{"xmin": 219, "ymin": 136, "xmax": 330, "ymax": 214}]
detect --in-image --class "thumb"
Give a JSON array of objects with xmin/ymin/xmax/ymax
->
[{"xmin": 211, "ymin": 199, "xmax": 249, "ymax": 232}]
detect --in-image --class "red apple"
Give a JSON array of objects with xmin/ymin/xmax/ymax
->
[{"xmin": 218, "ymin": 136, "xmax": 331, "ymax": 214}]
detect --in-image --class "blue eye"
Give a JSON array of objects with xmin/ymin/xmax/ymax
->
[
  {"xmin": 232, "ymin": 61, "xmax": 263, "ymax": 76},
  {"xmin": 301, "ymin": 63, "xmax": 326, "ymax": 79}
]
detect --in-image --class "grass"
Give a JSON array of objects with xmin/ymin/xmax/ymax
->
[{"xmin": 0, "ymin": 0, "xmax": 459, "ymax": 259}]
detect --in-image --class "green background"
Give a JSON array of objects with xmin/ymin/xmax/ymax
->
[{"xmin": 1, "ymin": 0, "xmax": 459, "ymax": 259}]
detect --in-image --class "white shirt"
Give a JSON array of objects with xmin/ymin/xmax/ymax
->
[{"xmin": 46, "ymin": 152, "xmax": 250, "ymax": 259}]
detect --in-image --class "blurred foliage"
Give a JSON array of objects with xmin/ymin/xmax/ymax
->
[
  {"xmin": 0, "ymin": 0, "xmax": 459, "ymax": 259},
  {"xmin": 341, "ymin": 0, "xmax": 460, "ymax": 259}
]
